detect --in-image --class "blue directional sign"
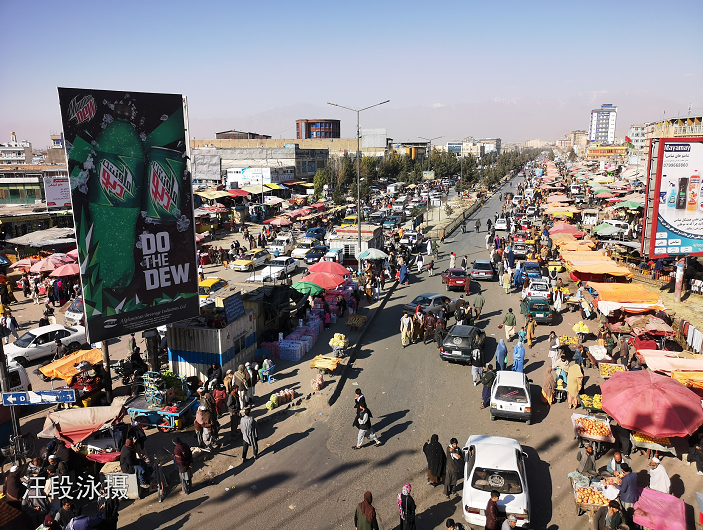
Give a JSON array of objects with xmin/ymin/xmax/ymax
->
[{"xmin": 2, "ymin": 389, "xmax": 76, "ymax": 406}]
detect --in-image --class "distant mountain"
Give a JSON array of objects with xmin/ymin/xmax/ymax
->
[{"xmin": 189, "ymin": 91, "xmax": 693, "ymax": 144}]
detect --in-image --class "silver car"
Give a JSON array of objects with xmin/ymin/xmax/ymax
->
[{"xmin": 403, "ymin": 293, "xmax": 457, "ymax": 316}]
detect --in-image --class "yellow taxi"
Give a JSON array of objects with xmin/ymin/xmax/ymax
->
[
  {"xmin": 199, "ymin": 277, "xmax": 229, "ymax": 299},
  {"xmin": 231, "ymin": 248, "xmax": 271, "ymax": 272}
]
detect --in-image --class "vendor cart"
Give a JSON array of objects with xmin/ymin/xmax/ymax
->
[
  {"xmin": 39, "ymin": 348, "xmax": 106, "ymax": 408},
  {"xmin": 569, "ymin": 477, "xmax": 609, "ymax": 522},
  {"xmin": 346, "ymin": 315, "xmax": 367, "ymax": 330},
  {"xmin": 599, "ymin": 362, "xmax": 626, "ymax": 380},
  {"xmin": 577, "ymin": 393, "xmax": 604, "ymax": 415},
  {"xmin": 571, "ymin": 412, "xmax": 615, "ymax": 459},
  {"xmin": 125, "ymin": 395, "xmax": 198, "ymax": 432},
  {"xmin": 630, "ymin": 431, "xmax": 678, "ymax": 458}
]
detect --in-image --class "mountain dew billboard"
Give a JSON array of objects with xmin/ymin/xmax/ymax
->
[{"xmin": 57, "ymin": 88, "xmax": 199, "ymax": 343}]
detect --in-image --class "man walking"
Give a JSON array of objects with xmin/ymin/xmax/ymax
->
[
  {"xmin": 226, "ymin": 387, "xmax": 241, "ymax": 439},
  {"xmin": 473, "ymin": 291, "xmax": 485, "ymax": 320},
  {"xmin": 240, "ymin": 408, "xmax": 259, "ymax": 461},
  {"xmin": 475, "ymin": 219, "xmax": 481, "ymax": 233},
  {"xmin": 460, "ymin": 255, "xmax": 468, "ymax": 270},
  {"xmin": 471, "ymin": 347, "xmax": 484, "ymax": 386},
  {"xmin": 173, "ymin": 436, "xmax": 193, "ymax": 495},
  {"xmin": 480, "ymin": 364, "xmax": 496, "ymax": 409},
  {"xmin": 444, "ymin": 437, "xmax": 463, "ymax": 498},
  {"xmin": 525, "ymin": 315, "xmax": 537, "ymax": 349},
  {"xmin": 502, "ymin": 308, "xmax": 516, "ymax": 341},
  {"xmin": 353, "ymin": 402, "xmax": 382, "ymax": 449}
]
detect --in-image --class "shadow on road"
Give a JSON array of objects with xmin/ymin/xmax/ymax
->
[
  {"xmin": 414, "ymin": 493, "xmax": 460, "ymax": 529},
  {"xmin": 265, "ymin": 427, "xmax": 314, "ymax": 455},
  {"xmin": 524, "ymin": 445, "xmax": 552, "ymax": 527},
  {"xmin": 374, "ymin": 409, "xmax": 410, "ymax": 432},
  {"xmin": 382, "ymin": 420, "xmax": 413, "ymax": 441},
  {"xmin": 118, "ymin": 496, "xmax": 209, "ymax": 530},
  {"xmin": 524, "ymin": 359, "xmax": 544, "ymax": 375}
]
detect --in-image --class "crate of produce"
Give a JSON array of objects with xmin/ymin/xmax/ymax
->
[
  {"xmin": 599, "ymin": 362, "xmax": 625, "ymax": 379},
  {"xmin": 578, "ymin": 394, "xmax": 604, "ymax": 413},
  {"xmin": 571, "ymin": 413, "xmax": 615, "ymax": 443}
]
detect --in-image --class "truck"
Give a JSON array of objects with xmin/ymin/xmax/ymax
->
[
  {"xmin": 268, "ymin": 234, "xmax": 296, "ymax": 256},
  {"xmin": 386, "ymin": 182, "xmax": 405, "ymax": 195}
]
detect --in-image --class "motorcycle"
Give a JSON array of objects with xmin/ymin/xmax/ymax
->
[{"xmin": 115, "ymin": 357, "xmax": 147, "ymax": 391}]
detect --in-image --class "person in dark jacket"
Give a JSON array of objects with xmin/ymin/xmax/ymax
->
[
  {"xmin": 423, "ymin": 434, "xmax": 446, "ymax": 486},
  {"xmin": 354, "ymin": 491, "xmax": 379, "ymax": 530},
  {"xmin": 173, "ymin": 436, "xmax": 193, "ymax": 495},
  {"xmin": 480, "ymin": 365, "xmax": 497, "ymax": 409},
  {"xmin": 397, "ymin": 483, "xmax": 417, "ymax": 530},
  {"xmin": 593, "ymin": 500, "xmax": 623, "ymax": 530},
  {"xmin": 353, "ymin": 403, "xmax": 382, "ymax": 449},
  {"xmin": 65, "ymin": 513, "xmax": 104, "ymax": 530},
  {"xmin": 119, "ymin": 438, "xmax": 150, "ymax": 488},
  {"xmin": 54, "ymin": 499, "xmax": 79, "ymax": 529},
  {"xmin": 444, "ymin": 438, "xmax": 464, "ymax": 497},
  {"xmin": 226, "ymin": 387, "xmax": 241, "ymax": 439},
  {"xmin": 618, "ymin": 462, "xmax": 639, "ymax": 521},
  {"xmin": 2, "ymin": 465, "xmax": 25, "ymax": 510},
  {"xmin": 485, "ymin": 490, "xmax": 505, "ymax": 530},
  {"xmin": 97, "ymin": 481, "xmax": 120, "ymax": 530}
]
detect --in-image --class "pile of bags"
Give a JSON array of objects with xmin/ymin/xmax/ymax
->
[
  {"xmin": 329, "ymin": 333, "xmax": 350, "ymax": 348},
  {"xmin": 311, "ymin": 374, "xmax": 324, "ymax": 391},
  {"xmin": 266, "ymin": 388, "xmax": 295, "ymax": 410},
  {"xmin": 573, "ymin": 321, "xmax": 589, "ymax": 334}
]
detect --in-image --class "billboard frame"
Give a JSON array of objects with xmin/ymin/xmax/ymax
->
[{"xmin": 644, "ymin": 136, "xmax": 703, "ymax": 259}]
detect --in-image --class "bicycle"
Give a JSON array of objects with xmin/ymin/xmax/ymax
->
[{"xmin": 1, "ymin": 432, "xmax": 36, "ymax": 471}]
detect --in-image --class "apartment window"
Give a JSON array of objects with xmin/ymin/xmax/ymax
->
[{"xmin": 343, "ymin": 244, "xmax": 356, "ymax": 258}]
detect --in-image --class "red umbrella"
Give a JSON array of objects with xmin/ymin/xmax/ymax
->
[
  {"xmin": 49, "ymin": 263, "xmax": 80, "ymax": 277},
  {"xmin": 304, "ymin": 272, "xmax": 345, "ymax": 290},
  {"xmin": 308, "ymin": 261, "xmax": 349, "ymax": 276},
  {"xmin": 67, "ymin": 249, "xmax": 79, "ymax": 259},
  {"xmin": 601, "ymin": 370, "xmax": 703, "ymax": 438}
]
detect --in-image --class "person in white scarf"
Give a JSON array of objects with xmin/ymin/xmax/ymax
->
[
  {"xmin": 648, "ymin": 458, "xmax": 670, "ymax": 494},
  {"xmin": 400, "ymin": 312, "xmax": 413, "ymax": 348}
]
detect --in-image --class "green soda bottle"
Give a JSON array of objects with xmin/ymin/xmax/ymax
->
[{"xmin": 89, "ymin": 104, "xmax": 145, "ymax": 290}]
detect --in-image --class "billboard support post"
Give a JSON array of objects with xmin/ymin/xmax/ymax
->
[
  {"xmin": 675, "ymin": 257, "xmax": 685, "ymax": 303},
  {"xmin": 101, "ymin": 340, "xmax": 113, "ymax": 405}
]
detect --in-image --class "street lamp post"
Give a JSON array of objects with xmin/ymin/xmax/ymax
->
[
  {"xmin": 418, "ymin": 135, "xmax": 443, "ymax": 174},
  {"xmin": 328, "ymin": 99, "xmax": 390, "ymax": 273}
]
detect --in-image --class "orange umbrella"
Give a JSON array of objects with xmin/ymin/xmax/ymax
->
[
  {"xmin": 308, "ymin": 261, "xmax": 349, "ymax": 276},
  {"xmin": 304, "ymin": 272, "xmax": 345, "ymax": 289}
]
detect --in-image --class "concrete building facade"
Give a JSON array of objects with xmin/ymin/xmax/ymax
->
[
  {"xmin": 296, "ymin": 119, "xmax": 340, "ymax": 140},
  {"xmin": 0, "ymin": 132, "xmax": 32, "ymax": 165},
  {"xmin": 589, "ymin": 104, "xmax": 617, "ymax": 144},
  {"xmin": 645, "ymin": 115, "xmax": 703, "ymax": 141},
  {"xmin": 215, "ymin": 130, "xmax": 272, "ymax": 140}
]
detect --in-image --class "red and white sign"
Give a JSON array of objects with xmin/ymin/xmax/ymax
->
[{"xmin": 44, "ymin": 176, "xmax": 72, "ymax": 208}]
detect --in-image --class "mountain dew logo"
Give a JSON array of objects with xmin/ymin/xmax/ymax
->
[
  {"xmin": 149, "ymin": 161, "xmax": 178, "ymax": 213},
  {"xmin": 100, "ymin": 158, "xmax": 133, "ymax": 200}
]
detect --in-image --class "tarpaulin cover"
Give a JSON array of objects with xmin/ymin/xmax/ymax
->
[
  {"xmin": 671, "ymin": 370, "xmax": 703, "ymax": 391},
  {"xmin": 39, "ymin": 348, "xmax": 103, "ymax": 385},
  {"xmin": 641, "ymin": 350, "xmax": 703, "ymax": 373},
  {"xmin": 85, "ymin": 451, "xmax": 120, "ymax": 463},
  {"xmin": 624, "ymin": 316, "xmax": 674, "ymax": 337},
  {"xmin": 38, "ymin": 396, "xmax": 128, "ymax": 444},
  {"xmin": 560, "ymin": 251, "xmax": 606, "ymax": 261},
  {"xmin": 588, "ymin": 283, "xmax": 660, "ymax": 303},
  {"xmin": 633, "ymin": 487, "xmax": 686, "ymax": 530},
  {"xmin": 555, "ymin": 242, "xmax": 595, "ymax": 251},
  {"xmin": 568, "ymin": 262, "xmax": 633, "ymax": 277}
]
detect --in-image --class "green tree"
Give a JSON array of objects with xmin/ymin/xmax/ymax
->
[
  {"xmin": 338, "ymin": 153, "xmax": 355, "ymax": 187},
  {"xmin": 313, "ymin": 167, "xmax": 330, "ymax": 196},
  {"xmin": 332, "ymin": 188, "xmax": 345, "ymax": 205},
  {"xmin": 568, "ymin": 147, "xmax": 577, "ymax": 162}
]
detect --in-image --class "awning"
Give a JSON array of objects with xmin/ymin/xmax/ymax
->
[
  {"xmin": 265, "ymin": 183, "xmax": 283, "ymax": 190},
  {"xmin": 38, "ymin": 396, "xmax": 129, "ymax": 444},
  {"xmin": 569, "ymin": 262, "xmax": 633, "ymax": 277},
  {"xmin": 241, "ymin": 185, "xmax": 265, "ymax": 195},
  {"xmin": 39, "ymin": 348, "xmax": 104, "ymax": 385},
  {"xmin": 6, "ymin": 227, "xmax": 75, "ymax": 246},
  {"xmin": 587, "ymin": 281, "xmax": 664, "ymax": 314},
  {"xmin": 195, "ymin": 190, "xmax": 232, "ymax": 200},
  {"xmin": 228, "ymin": 189, "xmax": 250, "ymax": 197},
  {"xmin": 299, "ymin": 183, "xmax": 315, "ymax": 187}
]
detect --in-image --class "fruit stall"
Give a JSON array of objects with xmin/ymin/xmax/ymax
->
[
  {"xmin": 629, "ymin": 431, "xmax": 679, "ymax": 458},
  {"xmin": 599, "ymin": 362, "xmax": 626, "ymax": 379},
  {"xmin": 125, "ymin": 371, "xmax": 199, "ymax": 431},
  {"xmin": 572, "ymin": 412, "xmax": 615, "ymax": 458},
  {"xmin": 577, "ymin": 393, "xmax": 604, "ymax": 414},
  {"xmin": 570, "ymin": 478, "xmax": 612, "ymax": 522}
]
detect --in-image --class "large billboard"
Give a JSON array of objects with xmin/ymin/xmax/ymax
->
[
  {"xmin": 44, "ymin": 176, "xmax": 72, "ymax": 209},
  {"xmin": 644, "ymin": 137, "xmax": 703, "ymax": 259},
  {"xmin": 57, "ymin": 88, "xmax": 199, "ymax": 343}
]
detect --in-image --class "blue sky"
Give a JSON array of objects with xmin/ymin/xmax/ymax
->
[{"xmin": 1, "ymin": 0, "xmax": 702, "ymax": 146}]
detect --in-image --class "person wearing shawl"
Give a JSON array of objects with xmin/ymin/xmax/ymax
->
[
  {"xmin": 412, "ymin": 312, "xmax": 424, "ymax": 343},
  {"xmin": 511, "ymin": 341, "xmax": 525, "ymax": 373},
  {"xmin": 233, "ymin": 364, "xmax": 249, "ymax": 409},
  {"xmin": 495, "ymin": 339, "xmax": 508, "ymax": 371},
  {"xmin": 399, "ymin": 263, "xmax": 409, "ymax": 285},
  {"xmin": 567, "ymin": 362, "xmax": 583, "ymax": 409},
  {"xmin": 354, "ymin": 491, "xmax": 379, "ymax": 530},
  {"xmin": 541, "ymin": 367, "xmax": 555, "ymax": 405},
  {"xmin": 400, "ymin": 312, "xmax": 413, "ymax": 348},
  {"xmin": 423, "ymin": 435, "xmax": 446, "ymax": 486},
  {"xmin": 240, "ymin": 407, "xmax": 259, "ymax": 461},
  {"xmin": 397, "ymin": 483, "xmax": 417, "ymax": 530},
  {"xmin": 513, "ymin": 266, "xmax": 523, "ymax": 290}
]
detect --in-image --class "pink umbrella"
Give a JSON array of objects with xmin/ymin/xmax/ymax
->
[
  {"xmin": 308, "ymin": 261, "xmax": 349, "ymax": 276},
  {"xmin": 29, "ymin": 256, "xmax": 73, "ymax": 274},
  {"xmin": 304, "ymin": 272, "xmax": 345, "ymax": 290},
  {"xmin": 47, "ymin": 253, "xmax": 73, "ymax": 262},
  {"xmin": 549, "ymin": 223, "xmax": 584, "ymax": 238},
  {"xmin": 49, "ymin": 263, "xmax": 80, "ymax": 277},
  {"xmin": 67, "ymin": 249, "xmax": 79, "ymax": 259},
  {"xmin": 269, "ymin": 218, "xmax": 292, "ymax": 227},
  {"xmin": 9, "ymin": 258, "xmax": 39, "ymax": 271},
  {"xmin": 601, "ymin": 370, "xmax": 703, "ymax": 438}
]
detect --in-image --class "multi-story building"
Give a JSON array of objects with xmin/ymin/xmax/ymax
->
[
  {"xmin": 589, "ymin": 104, "xmax": 617, "ymax": 144},
  {"xmin": 0, "ymin": 132, "xmax": 32, "ymax": 165},
  {"xmin": 584, "ymin": 143, "xmax": 627, "ymax": 162},
  {"xmin": 191, "ymin": 144, "xmax": 328, "ymax": 186},
  {"xmin": 45, "ymin": 133, "xmax": 67, "ymax": 165},
  {"xmin": 478, "ymin": 138, "xmax": 501, "ymax": 155},
  {"xmin": 523, "ymin": 139, "xmax": 543, "ymax": 149},
  {"xmin": 296, "ymin": 119, "xmax": 341, "ymax": 140},
  {"xmin": 556, "ymin": 138, "xmax": 570, "ymax": 149},
  {"xmin": 215, "ymin": 130, "xmax": 271, "ymax": 140},
  {"xmin": 645, "ymin": 115, "xmax": 703, "ymax": 141},
  {"xmin": 626, "ymin": 123, "xmax": 648, "ymax": 156},
  {"xmin": 0, "ymin": 164, "xmax": 67, "ymax": 205}
]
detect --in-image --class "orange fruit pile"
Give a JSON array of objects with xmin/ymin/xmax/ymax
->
[
  {"xmin": 575, "ymin": 418, "xmax": 610, "ymax": 437},
  {"xmin": 575, "ymin": 487, "xmax": 608, "ymax": 505}
]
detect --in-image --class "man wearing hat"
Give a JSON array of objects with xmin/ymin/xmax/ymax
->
[
  {"xmin": 173, "ymin": 436, "xmax": 193, "ymax": 495},
  {"xmin": 245, "ymin": 362, "xmax": 258, "ymax": 402},
  {"xmin": 649, "ymin": 457, "xmax": 670, "ymax": 494},
  {"xmin": 2, "ymin": 464, "xmax": 26, "ymax": 509},
  {"xmin": 501, "ymin": 514, "xmax": 518, "ymax": 529}
]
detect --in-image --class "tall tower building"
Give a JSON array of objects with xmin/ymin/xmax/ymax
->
[{"xmin": 588, "ymin": 104, "xmax": 617, "ymax": 144}]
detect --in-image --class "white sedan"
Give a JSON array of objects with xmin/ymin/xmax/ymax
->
[
  {"xmin": 256, "ymin": 257, "xmax": 299, "ymax": 281},
  {"xmin": 494, "ymin": 218, "xmax": 508, "ymax": 231},
  {"xmin": 5, "ymin": 324, "xmax": 86, "ymax": 367},
  {"xmin": 521, "ymin": 279, "xmax": 552, "ymax": 302},
  {"xmin": 462, "ymin": 435, "xmax": 531, "ymax": 527}
]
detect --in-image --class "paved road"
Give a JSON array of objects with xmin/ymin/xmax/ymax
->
[{"xmin": 116, "ymin": 181, "xmax": 701, "ymax": 529}]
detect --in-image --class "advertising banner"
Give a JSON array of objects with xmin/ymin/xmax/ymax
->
[
  {"xmin": 646, "ymin": 137, "xmax": 703, "ymax": 259},
  {"xmin": 44, "ymin": 176, "xmax": 72, "ymax": 208},
  {"xmin": 57, "ymin": 88, "xmax": 199, "ymax": 343}
]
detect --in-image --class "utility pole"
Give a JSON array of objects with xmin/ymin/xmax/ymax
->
[
  {"xmin": 419, "ymin": 136, "xmax": 443, "ymax": 174},
  {"xmin": 0, "ymin": 341, "xmax": 20, "ymax": 437}
]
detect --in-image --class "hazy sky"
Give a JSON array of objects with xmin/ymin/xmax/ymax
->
[{"xmin": 1, "ymin": 0, "xmax": 702, "ymax": 147}]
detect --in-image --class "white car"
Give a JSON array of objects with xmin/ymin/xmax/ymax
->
[
  {"xmin": 490, "ymin": 371, "xmax": 532, "ymax": 424},
  {"xmin": 291, "ymin": 240, "xmax": 321, "ymax": 259},
  {"xmin": 525, "ymin": 206, "xmax": 537, "ymax": 217},
  {"xmin": 494, "ymin": 218, "xmax": 508, "ymax": 231},
  {"xmin": 64, "ymin": 296, "xmax": 84, "ymax": 327},
  {"xmin": 5, "ymin": 324, "xmax": 86, "ymax": 367},
  {"xmin": 260, "ymin": 256, "xmax": 299, "ymax": 280},
  {"xmin": 512, "ymin": 195, "xmax": 523, "ymax": 206},
  {"xmin": 521, "ymin": 279, "xmax": 552, "ymax": 302},
  {"xmin": 462, "ymin": 435, "xmax": 531, "ymax": 527}
]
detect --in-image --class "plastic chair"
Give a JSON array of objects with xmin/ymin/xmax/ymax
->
[{"xmin": 262, "ymin": 365, "xmax": 276, "ymax": 384}]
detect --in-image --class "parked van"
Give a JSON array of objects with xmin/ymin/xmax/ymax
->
[
  {"xmin": 268, "ymin": 234, "xmax": 296, "ymax": 256},
  {"xmin": 64, "ymin": 296, "xmax": 84, "ymax": 327},
  {"xmin": 604, "ymin": 219, "xmax": 629, "ymax": 231},
  {"xmin": 341, "ymin": 214, "xmax": 358, "ymax": 228}
]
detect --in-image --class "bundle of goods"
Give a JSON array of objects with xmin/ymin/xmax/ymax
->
[
  {"xmin": 311, "ymin": 374, "xmax": 324, "ymax": 391},
  {"xmin": 329, "ymin": 333, "xmax": 350, "ymax": 348},
  {"xmin": 266, "ymin": 388, "xmax": 296, "ymax": 410},
  {"xmin": 578, "ymin": 394, "xmax": 603, "ymax": 410},
  {"xmin": 279, "ymin": 340, "xmax": 306, "ymax": 361},
  {"xmin": 559, "ymin": 335, "xmax": 579, "ymax": 346},
  {"xmin": 346, "ymin": 315, "xmax": 368, "ymax": 329},
  {"xmin": 310, "ymin": 354, "xmax": 343, "ymax": 372},
  {"xmin": 588, "ymin": 345, "xmax": 610, "ymax": 362},
  {"xmin": 632, "ymin": 432, "xmax": 671, "ymax": 446},
  {"xmin": 260, "ymin": 341, "xmax": 280, "ymax": 360},
  {"xmin": 574, "ymin": 487, "xmax": 608, "ymax": 506},
  {"xmin": 573, "ymin": 321, "xmax": 590, "ymax": 334},
  {"xmin": 599, "ymin": 363, "xmax": 625, "ymax": 379}
]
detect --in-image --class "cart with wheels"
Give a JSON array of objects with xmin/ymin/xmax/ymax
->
[
  {"xmin": 126, "ymin": 396, "xmax": 199, "ymax": 432},
  {"xmin": 630, "ymin": 431, "xmax": 678, "ymax": 459},
  {"xmin": 571, "ymin": 412, "xmax": 615, "ymax": 459},
  {"xmin": 570, "ymin": 477, "xmax": 609, "ymax": 523}
]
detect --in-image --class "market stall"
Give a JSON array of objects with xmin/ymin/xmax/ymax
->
[
  {"xmin": 125, "ymin": 371, "xmax": 198, "ymax": 431},
  {"xmin": 39, "ymin": 348, "xmax": 106, "ymax": 407},
  {"xmin": 572, "ymin": 412, "xmax": 615, "ymax": 458},
  {"xmin": 633, "ymin": 487, "xmax": 687, "ymax": 530}
]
